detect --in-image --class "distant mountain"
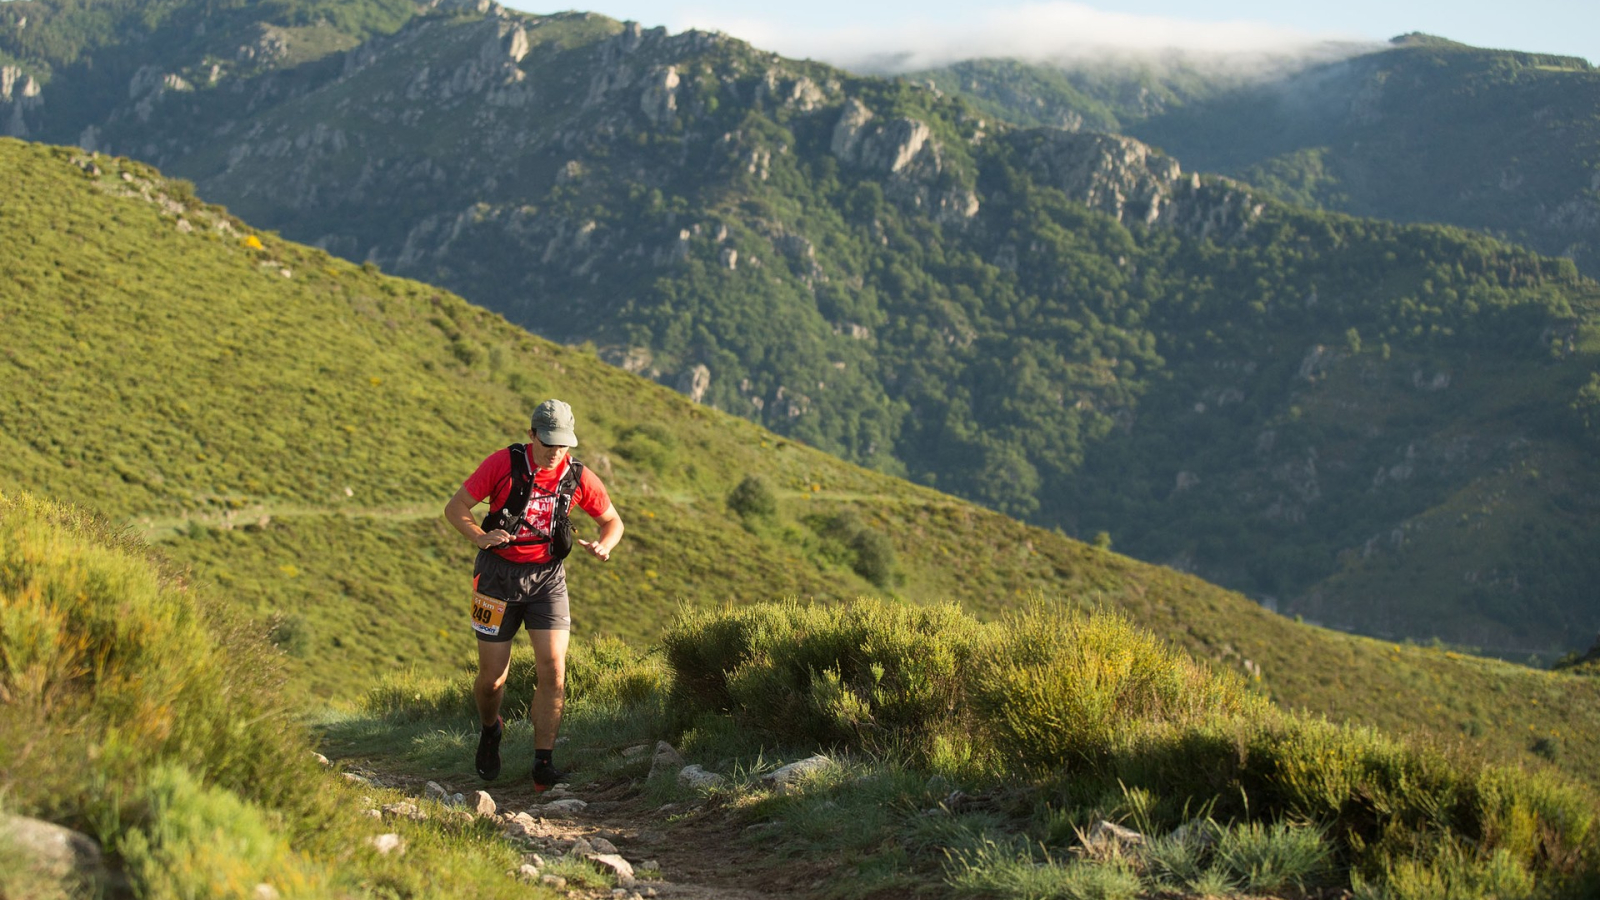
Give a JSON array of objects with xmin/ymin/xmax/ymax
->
[
  {"xmin": 4, "ymin": 2, "xmax": 1598, "ymax": 656},
  {"xmin": 5, "ymin": 137, "xmax": 1600, "ymax": 788},
  {"xmin": 918, "ymin": 35, "xmax": 1600, "ymax": 279}
]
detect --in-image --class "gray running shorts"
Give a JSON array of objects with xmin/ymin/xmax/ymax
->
[{"xmin": 470, "ymin": 550, "xmax": 571, "ymax": 641}]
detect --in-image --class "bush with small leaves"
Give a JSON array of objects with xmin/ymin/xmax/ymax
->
[{"xmin": 726, "ymin": 474, "xmax": 777, "ymax": 519}]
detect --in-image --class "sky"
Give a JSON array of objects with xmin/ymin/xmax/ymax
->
[{"xmin": 501, "ymin": 0, "xmax": 1597, "ymax": 71}]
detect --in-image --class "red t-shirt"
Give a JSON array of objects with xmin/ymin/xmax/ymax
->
[{"xmin": 463, "ymin": 449, "xmax": 612, "ymax": 564}]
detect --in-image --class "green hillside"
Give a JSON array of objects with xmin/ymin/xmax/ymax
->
[
  {"xmin": 6, "ymin": 4, "xmax": 1595, "ymax": 656},
  {"xmin": 7, "ymin": 492, "xmax": 1596, "ymax": 898},
  {"xmin": 4, "ymin": 138, "xmax": 1600, "ymax": 800},
  {"xmin": 0, "ymin": 489, "xmax": 626, "ymax": 898}
]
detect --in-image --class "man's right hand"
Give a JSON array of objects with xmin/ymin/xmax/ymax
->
[{"xmin": 476, "ymin": 529, "xmax": 512, "ymax": 550}]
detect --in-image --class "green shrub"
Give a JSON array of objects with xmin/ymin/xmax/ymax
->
[
  {"xmin": 849, "ymin": 527, "xmax": 897, "ymax": 588},
  {"xmin": 658, "ymin": 600, "xmax": 1600, "ymax": 897},
  {"xmin": 1355, "ymin": 843, "xmax": 1538, "ymax": 900},
  {"xmin": 808, "ymin": 509, "xmax": 898, "ymax": 587},
  {"xmin": 726, "ymin": 473, "xmax": 778, "ymax": 519},
  {"xmin": 0, "ymin": 490, "xmax": 560, "ymax": 897},
  {"xmin": 947, "ymin": 839, "xmax": 1142, "ymax": 900},
  {"xmin": 972, "ymin": 606, "xmax": 1262, "ymax": 769},
  {"xmin": 267, "ymin": 612, "xmax": 312, "ymax": 657},
  {"xmin": 662, "ymin": 599, "xmax": 982, "ymax": 752},
  {"xmin": 614, "ymin": 423, "xmax": 677, "ymax": 474},
  {"xmin": 1213, "ymin": 820, "xmax": 1332, "ymax": 893}
]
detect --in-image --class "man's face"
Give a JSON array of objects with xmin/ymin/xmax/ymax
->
[{"xmin": 528, "ymin": 432, "xmax": 570, "ymax": 470}]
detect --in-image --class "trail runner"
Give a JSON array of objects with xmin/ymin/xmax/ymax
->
[{"xmin": 444, "ymin": 399, "xmax": 624, "ymax": 788}]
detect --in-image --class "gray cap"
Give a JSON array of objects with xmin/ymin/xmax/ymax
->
[{"xmin": 531, "ymin": 399, "xmax": 578, "ymax": 447}]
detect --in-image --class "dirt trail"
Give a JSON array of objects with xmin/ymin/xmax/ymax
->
[{"xmin": 358, "ymin": 764, "xmax": 822, "ymax": 900}]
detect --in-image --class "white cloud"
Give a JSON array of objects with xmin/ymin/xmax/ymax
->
[{"xmin": 659, "ymin": 1, "xmax": 1373, "ymax": 73}]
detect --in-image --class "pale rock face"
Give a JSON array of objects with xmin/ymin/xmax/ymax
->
[
  {"xmin": 507, "ymin": 26, "xmax": 530, "ymax": 64},
  {"xmin": 586, "ymin": 852, "xmax": 635, "ymax": 883},
  {"xmin": 1022, "ymin": 130, "xmax": 1263, "ymax": 240},
  {"xmin": 762, "ymin": 754, "xmax": 834, "ymax": 789},
  {"xmin": 758, "ymin": 70, "xmax": 827, "ymax": 111},
  {"xmin": 788, "ymin": 76, "xmax": 826, "ymax": 111},
  {"xmin": 431, "ymin": 0, "xmax": 500, "ymax": 12},
  {"xmin": 1173, "ymin": 471, "xmax": 1200, "ymax": 494},
  {"xmin": 0, "ymin": 66, "xmax": 39, "ymax": 101},
  {"xmin": 1, "ymin": 65, "xmax": 42, "ymax": 137},
  {"xmin": 830, "ymin": 100, "xmax": 933, "ymax": 175},
  {"xmin": 473, "ymin": 790, "xmax": 496, "ymax": 817},
  {"xmin": 830, "ymin": 98, "xmax": 876, "ymax": 160},
  {"xmin": 129, "ymin": 65, "xmax": 167, "ymax": 100},
  {"xmin": 677, "ymin": 364, "xmax": 711, "ymax": 403},
  {"xmin": 641, "ymin": 66, "xmax": 681, "ymax": 125},
  {"xmin": 1026, "ymin": 131, "xmax": 1178, "ymax": 225},
  {"xmin": 236, "ymin": 24, "xmax": 291, "ymax": 65},
  {"xmin": 649, "ymin": 741, "xmax": 685, "ymax": 780},
  {"xmin": 874, "ymin": 119, "xmax": 931, "ymax": 174}
]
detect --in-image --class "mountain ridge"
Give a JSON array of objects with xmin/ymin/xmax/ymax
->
[{"xmin": 3, "ymin": 2, "xmax": 1598, "ymax": 657}]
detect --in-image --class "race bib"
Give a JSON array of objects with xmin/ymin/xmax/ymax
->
[{"xmin": 470, "ymin": 592, "xmax": 507, "ymax": 636}]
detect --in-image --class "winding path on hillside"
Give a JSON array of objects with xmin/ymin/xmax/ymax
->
[
  {"xmin": 350, "ymin": 759, "xmax": 815, "ymax": 899},
  {"xmin": 126, "ymin": 489, "xmax": 965, "ymax": 540}
]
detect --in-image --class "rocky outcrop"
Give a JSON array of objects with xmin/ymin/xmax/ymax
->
[
  {"xmin": 676, "ymin": 364, "xmax": 711, "ymax": 403},
  {"xmin": 831, "ymin": 99, "xmax": 929, "ymax": 174},
  {"xmin": 1022, "ymin": 131, "xmax": 1176, "ymax": 225},
  {"xmin": 1, "ymin": 65, "xmax": 42, "ymax": 137},
  {"xmin": 830, "ymin": 98, "xmax": 979, "ymax": 222},
  {"xmin": 1019, "ymin": 131, "xmax": 1264, "ymax": 240},
  {"xmin": 757, "ymin": 70, "xmax": 827, "ymax": 111},
  {"xmin": 640, "ymin": 66, "xmax": 680, "ymax": 125}
]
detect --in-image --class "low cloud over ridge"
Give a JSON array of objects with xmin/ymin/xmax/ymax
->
[{"xmin": 662, "ymin": 1, "xmax": 1377, "ymax": 73}]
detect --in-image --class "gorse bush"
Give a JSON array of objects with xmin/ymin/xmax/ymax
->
[
  {"xmin": 662, "ymin": 599, "xmax": 982, "ymax": 751},
  {"xmin": 0, "ymin": 491, "xmax": 307, "ymax": 820},
  {"xmin": 809, "ymin": 509, "xmax": 899, "ymax": 587},
  {"xmin": 0, "ymin": 490, "xmax": 570, "ymax": 897},
  {"xmin": 726, "ymin": 473, "xmax": 777, "ymax": 519},
  {"xmin": 974, "ymin": 606, "xmax": 1262, "ymax": 768},
  {"xmin": 662, "ymin": 599, "xmax": 1600, "ymax": 897},
  {"xmin": 614, "ymin": 423, "xmax": 678, "ymax": 474}
]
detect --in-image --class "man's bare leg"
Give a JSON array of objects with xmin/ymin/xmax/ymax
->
[
  {"xmin": 474, "ymin": 639, "xmax": 514, "ymax": 727},
  {"xmin": 527, "ymin": 628, "xmax": 570, "ymax": 750}
]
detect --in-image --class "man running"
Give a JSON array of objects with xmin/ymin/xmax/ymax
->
[{"xmin": 443, "ymin": 399, "xmax": 624, "ymax": 788}]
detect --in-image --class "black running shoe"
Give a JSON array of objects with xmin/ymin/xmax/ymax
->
[
  {"xmin": 531, "ymin": 758, "xmax": 568, "ymax": 792},
  {"xmin": 475, "ymin": 717, "xmax": 503, "ymax": 781}
]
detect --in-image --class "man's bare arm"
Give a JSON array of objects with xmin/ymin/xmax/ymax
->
[
  {"xmin": 578, "ymin": 503, "xmax": 624, "ymax": 561},
  {"xmin": 445, "ymin": 485, "xmax": 510, "ymax": 550}
]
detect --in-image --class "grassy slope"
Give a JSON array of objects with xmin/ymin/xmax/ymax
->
[
  {"xmin": 30, "ymin": 6, "xmax": 1596, "ymax": 656},
  {"xmin": 3, "ymin": 137, "xmax": 1599, "ymax": 790},
  {"xmin": 0, "ymin": 489, "xmax": 581, "ymax": 899}
]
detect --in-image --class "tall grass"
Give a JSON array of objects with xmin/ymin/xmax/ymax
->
[
  {"xmin": 0, "ymin": 490, "xmax": 563, "ymax": 897},
  {"xmin": 661, "ymin": 599, "xmax": 1600, "ymax": 898}
]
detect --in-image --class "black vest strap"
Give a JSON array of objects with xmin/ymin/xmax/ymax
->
[{"xmin": 482, "ymin": 448, "xmax": 583, "ymax": 548}]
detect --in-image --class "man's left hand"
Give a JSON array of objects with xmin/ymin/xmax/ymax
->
[{"xmin": 578, "ymin": 538, "xmax": 610, "ymax": 561}]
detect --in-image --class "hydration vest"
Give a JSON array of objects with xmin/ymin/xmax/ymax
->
[{"xmin": 480, "ymin": 445, "xmax": 584, "ymax": 560}]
